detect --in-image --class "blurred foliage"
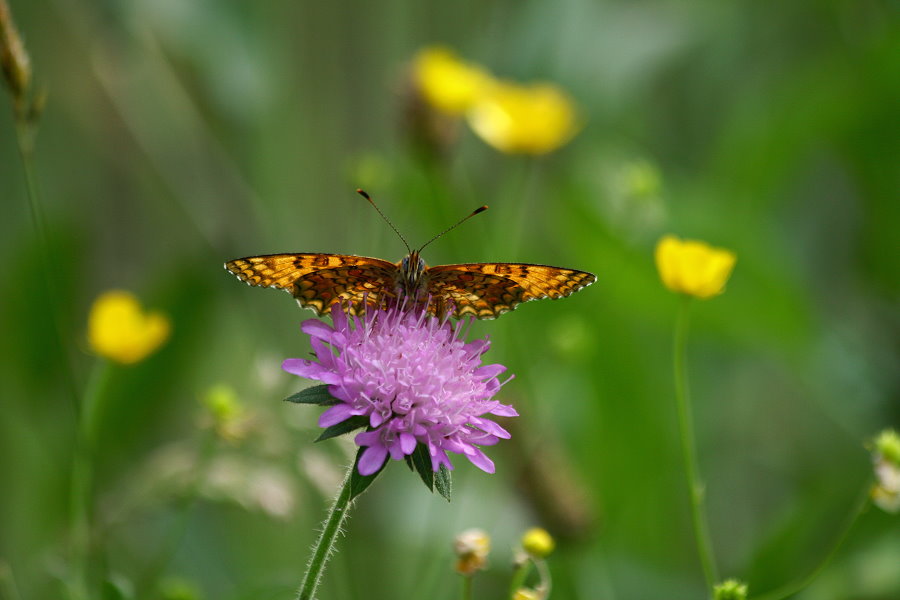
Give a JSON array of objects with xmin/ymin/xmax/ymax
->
[{"xmin": 1, "ymin": 0, "xmax": 898, "ymax": 599}]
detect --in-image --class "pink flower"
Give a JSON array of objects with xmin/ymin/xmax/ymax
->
[{"xmin": 283, "ymin": 305, "xmax": 517, "ymax": 476}]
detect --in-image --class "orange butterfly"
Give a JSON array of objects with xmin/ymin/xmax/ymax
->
[{"xmin": 225, "ymin": 191, "xmax": 595, "ymax": 319}]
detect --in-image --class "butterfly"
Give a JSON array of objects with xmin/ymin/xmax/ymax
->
[{"xmin": 225, "ymin": 191, "xmax": 596, "ymax": 319}]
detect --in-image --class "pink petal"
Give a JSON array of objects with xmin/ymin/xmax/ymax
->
[
  {"xmin": 399, "ymin": 432, "xmax": 417, "ymax": 454},
  {"xmin": 330, "ymin": 306, "xmax": 348, "ymax": 332},
  {"xmin": 357, "ymin": 444, "xmax": 388, "ymax": 476},
  {"xmin": 282, "ymin": 358, "xmax": 321, "ymax": 378},
  {"xmin": 475, "ymin": 364, "xmax": 506, "ymax": 379},
  {"xmin": 318, "ymin": 403, "xmax": 358, "ymax": 427},
  {"xmin": 301, "ymin": 319, "xmax": 335, "ymax": 340},
  {"xmin": 354, "ymin": 430, "xmax": 380, "ymax": 446},
  {"xmin": 466, "ymin": 449, "xmax": 495, "ymax": 474},
  {"xmin": 310, "ymin": 336, "xmax": 336, "ymax": 370},
  {"xmin": 471, "ymin": 418, "xmax": 510, "ymax": 439},
  {"xmin": 490, "ymin": 403, "xmax": 519, "ymax": 418}
]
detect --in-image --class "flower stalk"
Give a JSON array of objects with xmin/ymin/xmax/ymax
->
[
  {"xmin": 672, "ymin": 296, "xmax": 718, "ymax": 591},
  {"xmin": 751, "ymin": 481, "xmax": 871, "ymax": 600},
  {"xmin": 296, "ymin": 464, "xmax": 355, "ymax": 600},
  {"xmin": 69, "ymin": 359, "xmax": 113, "ymax": 600}
]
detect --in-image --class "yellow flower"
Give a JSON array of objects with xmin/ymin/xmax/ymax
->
[
  {"xmin": 467, "ymin": 80, "xmax": 580, "ymax": 155},
  {"xmin": 88, "ymin": 290, "xmax": 170, "ymax": 364},
  {"xmin": 413, "ymin": 46, "xmax": 492, "ymax": 115},
  {"xmin": 520, "ymin": 527, "xmax": 555, "ymax": 558},
  {"xmin": 655, "ymin": 235, "xmax": 736, "ymax": 299}
]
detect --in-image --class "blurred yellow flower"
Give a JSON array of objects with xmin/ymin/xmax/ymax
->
[
  {"xmin": 520, "ymin": 527, "xmax": 555, "ymax": 558},
  {"xmin": 413, "ymin": 46, "xmax": 492, "ymax": 115},
  {"xmin": 467, "ymin": 80, "xmax": 580, "ymax": 155},
  {"xmin": 655, "ymin": 235, "xmax": 736, "ymax": 299},
  {"xmin": 88, "ymin": 290, "xmax": 170, "ymax": 364}
]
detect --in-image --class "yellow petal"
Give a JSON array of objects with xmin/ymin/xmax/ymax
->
[
  {"xmin": 87, "ymin": 290, "xmax": 170, "ymax": 364},
  {"xmin": 413, "ymin": 46, "xmax": 492, "ymax": 115},
  {"xmin": 467, "ymin": 80, "xmax": 580, "ymax": 155},
  {"xmin": 655, "ymin": 235, "xmax": 736, "ymax": 299}
]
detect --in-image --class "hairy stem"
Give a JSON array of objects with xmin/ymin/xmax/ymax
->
[{"xmin": 295, "ymin": 465, "xmax": 355, "ymax": 600}]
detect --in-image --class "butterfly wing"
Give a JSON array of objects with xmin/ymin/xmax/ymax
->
[
  {"xmin": 426, "ymin": 263, "xmax": 596, "ymax": 319},
  {"xmin": 225, "ymin": 253, "xmax": 399, "ymax": 316}
]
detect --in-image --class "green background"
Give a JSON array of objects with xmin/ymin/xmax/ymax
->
[{"xmin": 1, "ymin": 1, "xmax": 898, "ymax": 599}]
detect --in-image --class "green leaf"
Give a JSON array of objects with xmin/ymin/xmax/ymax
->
[
  {"xmin": 409, "ymin": 443, "xmax": 434, "ymax": 492},
  {"xmin": 315, "ymin": 415, "xmax": 369, "ymax": 442},
  {"xmin": 349, "ymin": 446, "xmax": 388, "ymax": 500},
  {"xmin": 435, "ymin": 464, "xmax": 452, "ymax": 502},
  {"xmin": 284, "ymin": 384, "xmax": 338, "ymax": 406}
]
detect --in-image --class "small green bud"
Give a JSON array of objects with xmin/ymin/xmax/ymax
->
[
  {"xmin": 870, "ymin": 429, "xmax": 900, "ymax": 513},
  {"xmin": 202, "ymin": 384, "xmax": 249, "ymax": 442},
  {"xmin": 713, "ymin": 579, "xmax": 748, "ymax": 600},
  {"xmin": 622, "ymin": 159, "xmax": 662, "ymax": 200},
  {"xmin": 160, "ymin": 577, "xmax": 202, "ymax": 600},
  {"xmin": 872, "ymin": 429, "xmax": 900, "ymax": 466}
]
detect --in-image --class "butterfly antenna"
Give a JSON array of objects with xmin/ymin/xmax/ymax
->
[
  {"xmin": 357, "ymin": 189, "xmax": 412, "ymax": 254},
  {"xmin": 418, "ymin": 205, "xmax": 488, "ymax": 252}
]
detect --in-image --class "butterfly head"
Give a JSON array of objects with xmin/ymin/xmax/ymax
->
[{"xmin": 399, "ymin": 251, "xmax": 427, "ymax": 293}]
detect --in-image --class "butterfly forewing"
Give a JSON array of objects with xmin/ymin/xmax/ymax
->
[
  {"xmin": 426, "ymin": 263, "xmax": 597, "ymax": 319},
  {"xmin": 225, "ymin": 253, "xmax": 399, "ymax": 316},
  {"xmin": 226, "ymin": 252, "xmax": 596, "ymax": 319}
]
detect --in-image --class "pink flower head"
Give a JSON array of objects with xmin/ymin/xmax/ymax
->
[{"xmin": 283, "ymin": 305, "xmax": 517, "ymax": 476}]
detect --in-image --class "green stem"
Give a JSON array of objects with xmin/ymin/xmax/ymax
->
[
  {"xmin": 0, "ymin": 560, "xmax": 23, "ymax": 600},
  {"xmin": 14, "ymin": 121, "xmax": 41, "ymax": 230},
  {"xmin": 134, "ymin": 431, "xmax": 218, "ymax": 599},
  {"xmin": 508, "ymin": 560, "xmax": 532, "ymax": 598},
  {"xmin": 750, "ymin": 482, "xmax": 871, "ymax": 600},
  {"xmin": 295, "ymin": 464, "xmax": 356, "ymax": 600},
  {"xmin": 13, "ymin": 117, "xmax": 82, "ymax": 415},
  {"xmin": 69, "ymin": 359, "xmax": 113, "ymax": 600},
  {"xmin": 461, "ymin": 574, "xmax": 473, "ymax": 600},
  {"xmin": 673, "ymin": 296, "xmax": 718, "ymax": 592}
]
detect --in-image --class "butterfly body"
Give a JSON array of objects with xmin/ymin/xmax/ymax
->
[{"xmin": 225, "ymin": 250, "xmax": 595, "ymax": 320}]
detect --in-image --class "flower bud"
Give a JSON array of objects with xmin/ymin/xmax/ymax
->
[
  {"xmin": 870, "ymin": 429, "xmax": 900, "ymax": 513},
  {"xmin": 520, "ymin": 527, "xmax": 555, "ymax": 559},
  {"xmin": 202, "ymin": 384, "xmax": 249, "ymax": 443},
  {"xmin": 453, "ymin": 528, "xmax": 490, "ymax": 576}
]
